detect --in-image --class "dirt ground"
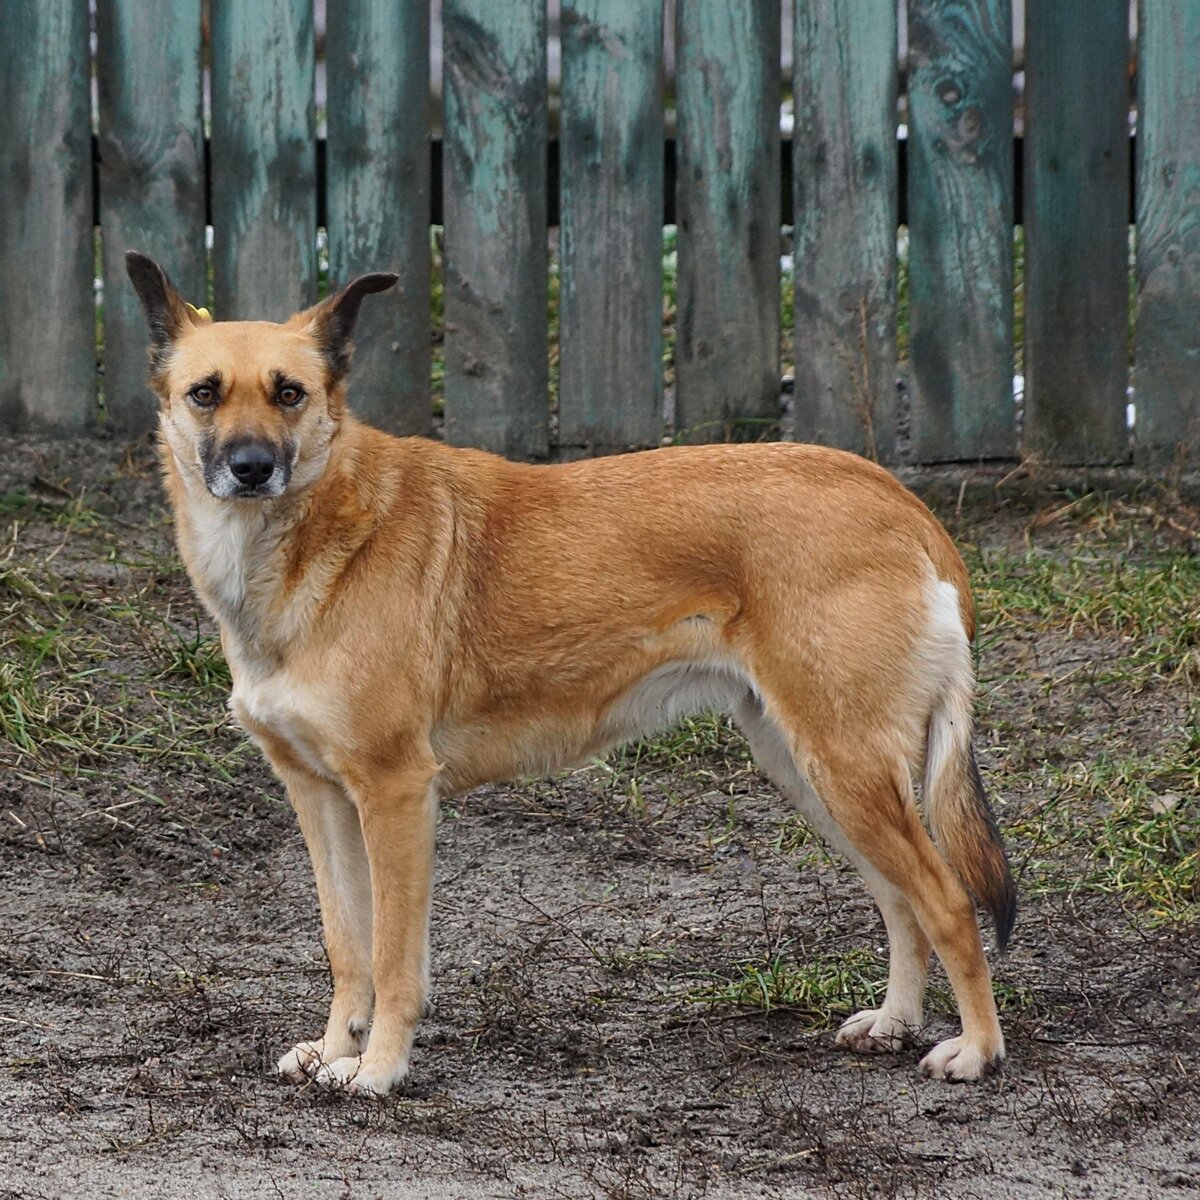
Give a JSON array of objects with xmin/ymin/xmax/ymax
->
[{"xmin": 1, "ymin": 436, "xmax": 1198, "ymax": 1199}]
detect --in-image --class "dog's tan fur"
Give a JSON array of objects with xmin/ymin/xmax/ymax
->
[{"xmin": 127, "ymin": 253, "xmax": 1015, "ymax": 1095}]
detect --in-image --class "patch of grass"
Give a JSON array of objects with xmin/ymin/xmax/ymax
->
[
  {"xmin": 0, "ymin": 490, "xmax": 42, "ymax": 518},
  {"xmin": 0, "ymin": 556, "xmax": 245, "ymax": 784},
  {"xmin": 49, "ymin": 496, "xmax": 110, "ymax": 534},
  {"xmin": 1011, "ymin": 749, "xmax": 1200, "ymax": 923},
  {"xmin": 618, "ymin": 713, "xmax": 750, "ymax": 773},
  {"xmin": 970, "ymin": 546, "xmax": 1200, "ymax": 685},
  {"xmin": 963, "ymin": 504, "xmax": 1199, "ymax": 920},
  {"xmin": 590, "ymin": 713, "xmax": 757, "ymax": 820},
  {"xmin": 153, "ymin": 618, "xmax": 231, "ymax": 694},
  {"xmin": 681, "ymin": 948, "xmax": 890, "ymax": 1023},
  {"xmin": 680, "ymin": 948, "xmax": 1031, "ymax": 1026},
  {"xmin": 1091, "ymin": 796, "xmax": 1198, "ymax": 919},
  {"xmin": 662, "ymin": 225, "xmax": 678, "ymax": 392},
  {"xmin": 774, "ymin": 813, "xmax": 835, "ymax": 865},
  {"xmin": 676, "ymin": 947, "xmax": 966, "ymax": 1030}
]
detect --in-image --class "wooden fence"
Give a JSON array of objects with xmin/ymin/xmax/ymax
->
[{"xmin": 0, "ymin": 2, "xmax": 1197, "ymax": 466}]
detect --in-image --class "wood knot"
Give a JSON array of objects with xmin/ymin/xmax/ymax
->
[{"xmin": 936, "ymin": 78, "xmax": 962, "ymax": 107}]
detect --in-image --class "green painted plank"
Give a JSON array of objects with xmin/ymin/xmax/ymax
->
[
  {"xmin": 97, "ymin": 0, "xmax": 205, "ymax": 436},
  {"xmin": 1134, "ymin": 1, "xmax": 1200, "ymax": 467},
  {"xmin": 210, "ymin": 0, "xmax": 316, "ymax": 321},
  {"xmin": 793, "ymin": 0, "xmax": 897, "ymax": 461},
  {"xmin": 907, "ymin": 0, "xmax": 1015, "ymax": 462},
  {"xmin": 442, "ymin": 0, "xmax": 549, "ymax": 459},
  {"xmin": 0, "ymin": 0, "xmax": 94, "ymax": 433},
  {"xmin": 327, "ymin": 2, "xmax": 431, "ymax": 436},
  {"xmin": 675, "ymin": 0, "xmax": 780, "ymax": 444},
  {"xmin": 558, "ymin": 1, "xmax": 664, "ymax": 454},
  {"xmin": 1023, "ymin": 0, "xmax": 1129, "ymax": 464}
]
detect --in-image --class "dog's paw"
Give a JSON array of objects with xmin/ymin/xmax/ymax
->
[
  {"xmin": 919, "ymin": 1035, "xmax": 1004, "ymax": 1082},
  {"xmin": 835, "ymin": 1008, "xmax": 921, "ymax": 1054},
  {"xmin": 311, "ymin": 1054, "xmax": 408, "ymax": 1098},
  {"xmin": 835, "ymin": 1008, "xmax": 916, "ymax": 1056},
  {"xmin": 278, "ymin": 1020, "xmax": 369, "ymax": 1084},
  {"xmin": 277, "ymin": 1039, "xmax": 328, "ymax": 1082}
]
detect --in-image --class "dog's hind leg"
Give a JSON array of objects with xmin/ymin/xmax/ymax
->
[
  {"xmin": 257, "ymin": 745, "xmax": 375, "ymax": 1084},
  {"xmin": 734, "ymin": 699, "xmax": 931, "ymax": 1052},
  {"xmin": 312, "ymin": 752, "xmax": 440, "ymax": 1096},
  {"xmin": 833, "ymin": 877, "xmax": 931, "ymax": 1054},
  {"xmin": 793, "ymin": 733, "xmax": 1004, "ymax": 1080}
]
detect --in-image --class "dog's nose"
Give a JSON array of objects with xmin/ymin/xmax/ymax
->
[{"xmin": 227, "ymin": 442, "xmax": 276, "ymax": 488}]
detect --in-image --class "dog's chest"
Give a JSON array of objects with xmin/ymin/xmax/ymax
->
[
  {"xmin": 187, "ymin": 506, "xmax": 266, "ymax": 616},
  {"xmin": 230, "ymin": 669, "xmax": 336, "ymax": 780}
]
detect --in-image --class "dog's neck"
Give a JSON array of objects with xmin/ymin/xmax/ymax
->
[{"xmin": 161, "ymin": 430, "xmax": 353, "ymax": 671}]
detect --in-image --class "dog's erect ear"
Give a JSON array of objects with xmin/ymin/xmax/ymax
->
[
  {"xmin": 299, "ymin": 273, "xmax": 400, "ymax": 382},
  {"xmin": 125, "ymin": 252, "xmax": 193, "ymax": 367}
]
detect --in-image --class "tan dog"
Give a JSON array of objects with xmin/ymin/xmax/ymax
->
[{"xmin": 127, "ymin": 251, "xmax": 1016, "ymax": 1096}]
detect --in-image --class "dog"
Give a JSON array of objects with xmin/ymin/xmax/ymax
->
[{"xmin": 126, "ymin": 251, "xmax": 1016, "ymax": 1096}]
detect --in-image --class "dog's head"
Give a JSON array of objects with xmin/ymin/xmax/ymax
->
[{"xmin": 126, "ymin": 252, "xmax": 397, "ymax": 500}]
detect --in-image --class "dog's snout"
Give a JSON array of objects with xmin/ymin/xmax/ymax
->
[
  {"xmin": 228, "ymin": 441, "xmax": 276, "ymax": 488},
  {"xmin": 205, "ymin": 436, "xmax": 290, "ymax": 499}
]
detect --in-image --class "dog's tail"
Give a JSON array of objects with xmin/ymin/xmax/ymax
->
[{"xmin": 923, "ymin": 599, "xmax": 1017, "ymax": 952}]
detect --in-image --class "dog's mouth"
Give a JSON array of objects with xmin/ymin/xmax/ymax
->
[
  {"xmin": 202, "ymin": 437, "xmax": 293, "ymax": 500},
  {"xmin": 226, "ymin": 479, "xmax": 286, "ymax": 500}
]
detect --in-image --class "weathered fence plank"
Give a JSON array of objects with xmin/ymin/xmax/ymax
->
[
  {"xmin": 0, "ymin": 0, "xmax": 94, "ymax": 432},
  {"xmin": 210, "ymin": 0, "xmax": 316, "ymax": 321},
  {"xmin": 327, "ymin": 2, "xmax": 431, "ymax": 435},
  {"xmin": 442, "ymin": 0, "xmax": 549, "ymax": 459},
  {"xmin": 559, "ymin": 0, "xmax": 664, "ymax": 454},
  {"xmin": 793, "ymin": 0, "xmax": 897, "ymax": 460},
  {"xmin": 97, "ymin": 0, "xmax": 205, "ymax": 435},
  {"xmin": 675, "ymin": 0, "xmax": 780, "ymax": 443},
  {"xmin": 1023, "ymin": 0, "xmax": 1129, "ymax": 464},
  {"xmin": 907, "ymin": 0, "xmax": 1015, "ymax": 462},
  {"xmin": 1134, "ymin": 1, "xmax": 1200, "ymax": 467}
]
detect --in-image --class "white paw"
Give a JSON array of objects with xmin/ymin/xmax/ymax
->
[
  {"xmin": 277, "ymin": 1039, "xmax": 327, "ymax": 1082},
  {"xmin": 311, "ymin": 1054, "xmax": 408, "ymax": 1098},
  {"xmin": 919, "ymin": 1034, "xmax": 1004, "ymax": 1082},
  {"xmin": 836, "ymin": 1008, "xmax": 922, "ymax": 1054},
  {"xmin": 278, "ymin": 1021, "xmax": 369, "ymax": 1084}
]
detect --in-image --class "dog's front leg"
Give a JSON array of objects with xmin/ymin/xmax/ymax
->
[
  {"xmin": 312, "ymin": 754, "xmax": 439, "ymax": 1097},
  {"xmin": 265, "ymin": 753, "xmax": 375, "ymax": 1083}
]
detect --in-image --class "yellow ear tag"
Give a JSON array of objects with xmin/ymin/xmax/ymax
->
[{"xmin": 186, "ymin": 302, "xmax": 212, "ymax": 323}]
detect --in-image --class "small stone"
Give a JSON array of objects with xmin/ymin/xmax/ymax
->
[{"xmin": 1150, "ymin": 793, "xmax": 1181, "ymax": 815}]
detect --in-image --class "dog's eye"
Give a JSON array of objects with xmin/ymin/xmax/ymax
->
[
  {"xmin": 277, "ymin": 385, "xmax": 305, "ymax": 407},
  {"xmin": 189, "ymin": 385, "xmax": 217, "ymax": 407}
]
